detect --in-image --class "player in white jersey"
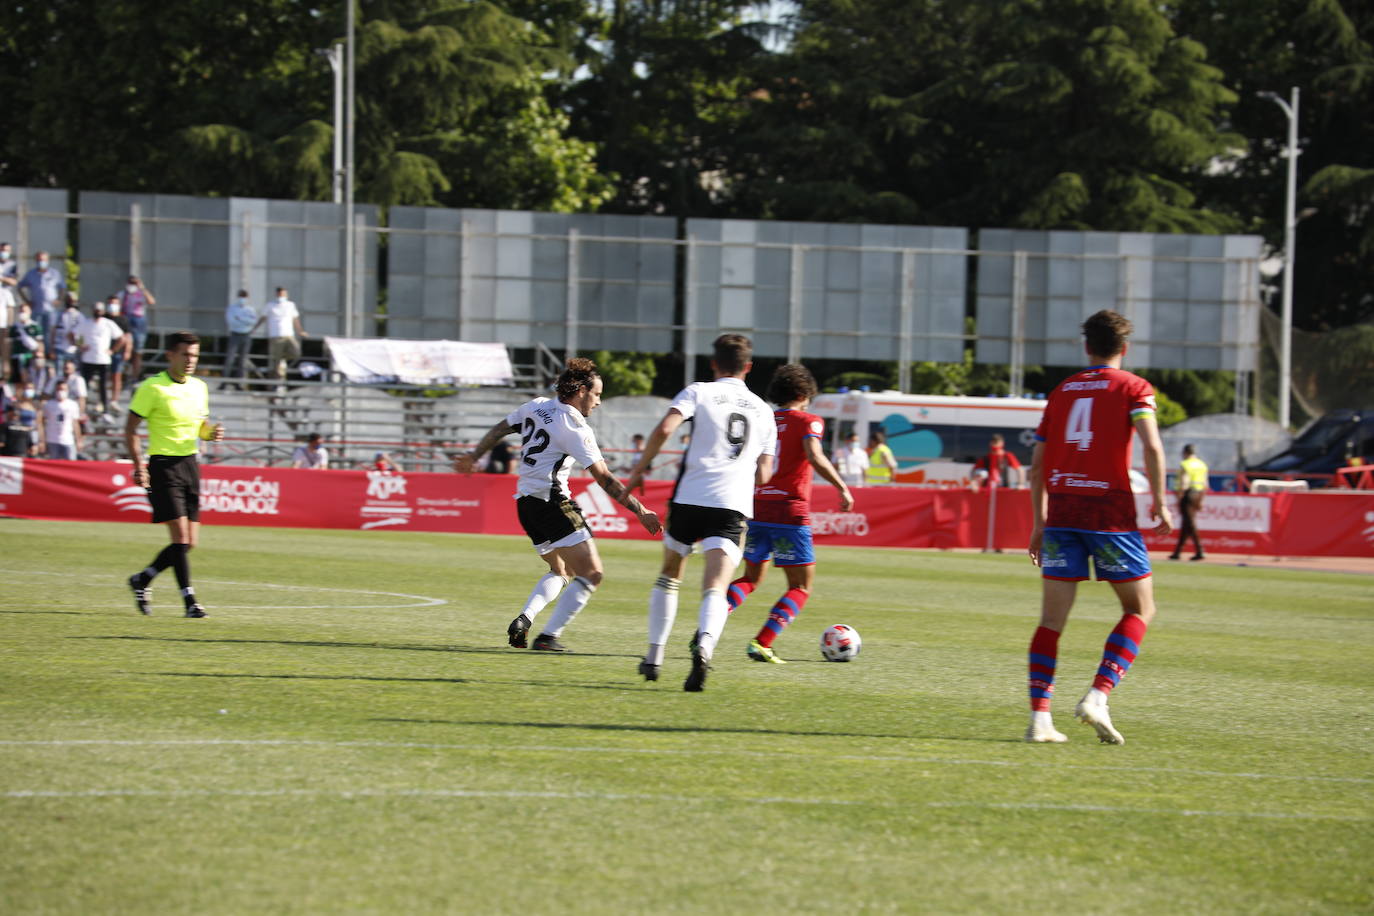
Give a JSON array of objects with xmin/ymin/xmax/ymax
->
[
  {"xmin": 456, "ymin": 358, "xmax": 660, "ymax": 651},
  {"xmin": 626, "ymin": 334, "xmax": 776, "ymax": 691}
]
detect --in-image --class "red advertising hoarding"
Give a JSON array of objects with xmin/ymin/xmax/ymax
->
[{"xmin": 1, "ymin": 458, "xmax": 1371, "ymax": 558}]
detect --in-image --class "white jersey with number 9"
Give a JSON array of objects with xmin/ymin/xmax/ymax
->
[{"xmin": 667, "ymin": 377, "xmax": 777, "ymax": 516}]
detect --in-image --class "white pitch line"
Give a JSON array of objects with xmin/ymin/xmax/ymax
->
[
  {"xmin": 1, "ymin": 738, "xmax": 1369, "ymax": 785},
  {"xmin": 0, "ymin": 569, "xmax": 446, "ymax": 610},
  {"xmin": 0, "ymin": 787, "xmax": 1364, "ymax": 821}
]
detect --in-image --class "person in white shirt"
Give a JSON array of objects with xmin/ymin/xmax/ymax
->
[
  {"xmin": 224, "ymin": 289, "xmax": 257, "ymax": 388},
  {"xmin": 626, "ymin": 333, "xmax": 777, "ymax": 691},
  {"xmin": 39, "ymin": 378, "xmax": 83, "ymax": 460},
  {"xmin": 45, "ymin": 360, "xmax": 88, "ymax": 416},
  {"xmin": 456, "ymin": 358, "xmax": 660, "ymax": 652},
  {"xmin": 250, "ymin": 287, "xmax": 306, "ymax": 380},
  {"xmin": 291, "ymin": 432, "xmax": 330, "ymax": 469},
  {"xmin": 832, "ymin": 430, "xmax": 868, "ymax": 489},
  {"xmin": 75, "ymin": 302, "xmax": 124, "ymax": 417}
]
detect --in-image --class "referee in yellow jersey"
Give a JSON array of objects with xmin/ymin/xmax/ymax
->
[{"xmin": 123, "ymin": 331, "xmax": 224, "ymax": 616}]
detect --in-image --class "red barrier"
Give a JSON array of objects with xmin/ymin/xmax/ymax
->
[{"xmin": 2, "ymin": 458, "xmax": 1371, "ymax": 558}]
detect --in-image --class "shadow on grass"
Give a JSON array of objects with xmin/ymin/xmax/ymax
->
[
  {"xmin": 145, "ymin": 670, "xmax": 470, "ymax": 685},
  {"xmin": 371, "ymin": 717, "xmax": 991, "ymax": 742},
  {"xmin": 72, "ymin": 634, "xmax": 637, "ymax": 660},
  {"xmin": 139, "ymin": 670, "xmax": 651, "ymax": 693}
]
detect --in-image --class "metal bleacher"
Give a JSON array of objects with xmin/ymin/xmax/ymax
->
[{"xmin": 84, "ymin": 334, "xmax": 555, "ymax": 472}]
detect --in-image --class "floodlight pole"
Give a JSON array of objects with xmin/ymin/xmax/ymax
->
[
  {"xmin": 319, "ymin": 43, "xmax": 344, "ymax": 204},
  {"xmin": 343, "ymin": 2, "xmax": 357, "ymax": 339},
  {"xmin": 1259, "ymin": 87, "xmax": 1299, "ymax": 430}
]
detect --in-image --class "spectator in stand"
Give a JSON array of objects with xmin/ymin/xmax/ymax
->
[
  {"xmin": 486, "ymin": 437, "xmax": 515, "ymax": 474},
  {"xmin": 105, "ymin": 293, "xmax": 133, "ymax": 405},
  {"xmin": 52, "ymin": 292, "xmax": 84, "ymax": 375},
  {"xmin": 832, "ymin": 430, "xmax": 868, "ymax": 489},
  {"xmin": 17, "ymin": 251, "xmax": 65, "ymax": 355},
  {"xmin": 251, "ymin": 287, "xmax": 306, "ymax": 381},
  {"xmin": 75, "ymin": 300, "xmax": 124, "ymax": 420},
  {"xmin": 373, "ymin": 451, "xmax": 402, "ymax": 472},
  {"xmin": 8, "ymin": 301, "xmax": 44, "ymax": 384},
  {"xmin": 45, "ymin": 359, "xmax": 89, "ymax": 416},
  {"xmin": 292, "ymin": 432, "xmax": 330, "ymax": 469},
  {"xmin": 7, "ymin": 383, "xmax": 40, "ymax": 456},
  {"xmin": 0, "ymin": 244, "xmax": 16, "ymax": 380},
  {"xmin": 224, "ymin": 289, "xmax": 257, "ymax": 389},
  {"xmin": 117, "ymin": 275, "xmax": 155, "ymax": 381},
  {"xmin": 865, "ymin": 428, "xmax": 897, "ymax": 485},
  {"xmin": 1, "ymin": 403, "xmax": 38, "ymax": 456},
  {"xmin": 973, "ymin": 433, "xmax": 1024, "ymax": 489},
  {"xmin": 39, "ymin": 377, "xmax": 83, "ymax": 459}
]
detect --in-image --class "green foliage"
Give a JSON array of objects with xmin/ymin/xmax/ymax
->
[
  {"xmin": 907, "ymin": 350, "xmax": 1018, "ymax": 397},
  {"xmin": 591, "ymin": 349, "xmax": 657, "ymax": 397},
  {"xmin": 1153, "ymin": 387, "xmax": 1189, "ymax": 427},
  {"xmin": 1150, "ymin": 368, "xmax": 1236, "ymax": 418}
]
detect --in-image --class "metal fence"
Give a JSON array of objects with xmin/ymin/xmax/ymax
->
[{"xmin": 1, "ymin": 187, "xmax": 1264, "ymax": 403}]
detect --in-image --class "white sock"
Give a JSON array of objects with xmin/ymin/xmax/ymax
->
[
  {"xmin": 1031, "ymin": 710, "xmax": 1056, "ymax": 729},
  {"xmin": 646, "ymin": 576, "xmax": 680, "ymax": 666},
  {"xmin": 541, "ymin": 576, "xmax": 595, "ymax": 637},
  {"xmin": 182, "ymin": 587, "xmax": 195, "ymax": 598},
  {"xmin": 520, "ymin": 572, "xmax": 567, "ymax": 625},
  {"xmin": 695, "ymin": 588, "xmax": 729, "ymax": 660}
]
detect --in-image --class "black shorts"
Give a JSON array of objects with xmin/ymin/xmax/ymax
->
[
  {"xmin": 666, "ymin": 502, "xmax": 745, "ymax": 548},
  {"xmin": 516, "ymin": 494, "xmax": 589, "ymax": 549},
  {"xmin": 147, "ymin": 454, "xmax": 201, "ymax": 524}
]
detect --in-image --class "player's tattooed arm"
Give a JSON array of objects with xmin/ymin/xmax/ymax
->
[
  {"xmin": 454, "ymin": 420, "xmax": 518, "ymax": 473},
  {"xmin": 590, "ymin": 461, "xmax": 661, "ymax": 535}
]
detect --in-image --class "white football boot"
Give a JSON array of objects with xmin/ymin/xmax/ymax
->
[
  {"xmin": 1024, "ymin": 711, "xmax": 1068, "ymax": 743},
  {"xmin": 1075, "ymin": 689, "xmax": 1125, "ymax": 745}
]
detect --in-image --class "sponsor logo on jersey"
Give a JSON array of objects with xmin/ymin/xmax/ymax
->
[
  {"xmin": 1049, "ymin": 470, "xmax": 1109, "ymax": 490},
  {"xmin": 574, "ymin": 482, "xmax": 629, "ymax": 533}
]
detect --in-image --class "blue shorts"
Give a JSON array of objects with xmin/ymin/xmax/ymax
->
[
  {"xmin": 742, "ymin": 521, "xmax": 815, "ymax": 567},
  {"xmin": 1040, "ymin": 528, "xmax": 1151, "ymax": 582},
  {"xmin": 128, "ymin": 314, "xmax": 149, "ymax": 351}
]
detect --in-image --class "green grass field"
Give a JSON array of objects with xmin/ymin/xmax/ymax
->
[{"xmin": 2, "ymin": 519, "xmax": 1371, "ymax": 913}]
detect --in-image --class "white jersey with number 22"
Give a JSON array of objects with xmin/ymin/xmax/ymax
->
[
  {"xmin": 668, "ymin": 377, "xmax": 776, "ymax": 516},
  {"xmin": 505, "ymin": 397, "xmax": 603, "ymax": 501}
]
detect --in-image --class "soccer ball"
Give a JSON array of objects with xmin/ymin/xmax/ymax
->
[{"xmin": 819, "ymin": 624, "xmax": 861, "ymax": 662}]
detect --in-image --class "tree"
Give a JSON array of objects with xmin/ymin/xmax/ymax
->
[
  {"xmin": 592, "ymin": 349, "xmax": 657, "ymax": 397},
  {"xmin": 737, "ymin": 0, "xmax": 1243, "ymax": 231},
  {"xmin": 1168, "ymin": 0, "xmax": 1374, "ymax": 330}
]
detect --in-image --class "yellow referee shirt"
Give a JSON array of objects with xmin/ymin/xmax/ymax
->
[
  {"xmin": 1180, "ymin": 454, "xmax": 1209, "ymax": 491},
  {"xmin": 129, "ymin": 371, "xmax": 210, "ymax": 457}
]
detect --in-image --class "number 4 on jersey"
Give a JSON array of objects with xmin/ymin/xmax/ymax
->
[{"xmin": 1065, "ymin": 398, "xmax": 1093, "ymax": 451}]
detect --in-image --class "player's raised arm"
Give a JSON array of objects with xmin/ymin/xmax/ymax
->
[
  {"xmin": 587, "ymin": 460, "xmax": 661, "ymax": 535},
  {"xmin": 1134, "ymin": 412, "xmax": 1174, "ymax": 536},
  {"xmin": 455, "ymin": 420, "xmax": 517, "ymax": 474},
  {"xmin": 804, "ymin": 436, "xmax": 853, "ymax": 511}
]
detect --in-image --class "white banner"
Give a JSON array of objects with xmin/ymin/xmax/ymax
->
[{"xmin": 324, "ymin": 338, "xmax": 514, "ymax": 387}]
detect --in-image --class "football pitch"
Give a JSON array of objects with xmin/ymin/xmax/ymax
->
[{"xmin": 2, "ymin": 519, "xmax": 1370, "ymax": 913}]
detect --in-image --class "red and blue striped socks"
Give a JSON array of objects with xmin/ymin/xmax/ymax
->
[
  {"xmin": 1093, "ymin": 613, "xmax": 1148, "ymax": 694},
  {"xmin": 754, "ymin": 587, "xmax": 809, "ymax": 648},
  {"xmin": 726, "ymin": 578, "xmax": 755, "ymax": 612},
  {"xmin": 1028, "ymin": 626, "xmax": 1060, "ymax": 711}
]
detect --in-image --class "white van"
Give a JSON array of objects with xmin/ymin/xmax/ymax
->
[{"xmin": 810, "ymin": 390, "xmax": 1047, "ymax": 485}]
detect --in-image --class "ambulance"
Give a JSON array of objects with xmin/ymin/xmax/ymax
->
[{"xmin": 810, "ymin": 390, "xmax": 1048, "ymax": 485}]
